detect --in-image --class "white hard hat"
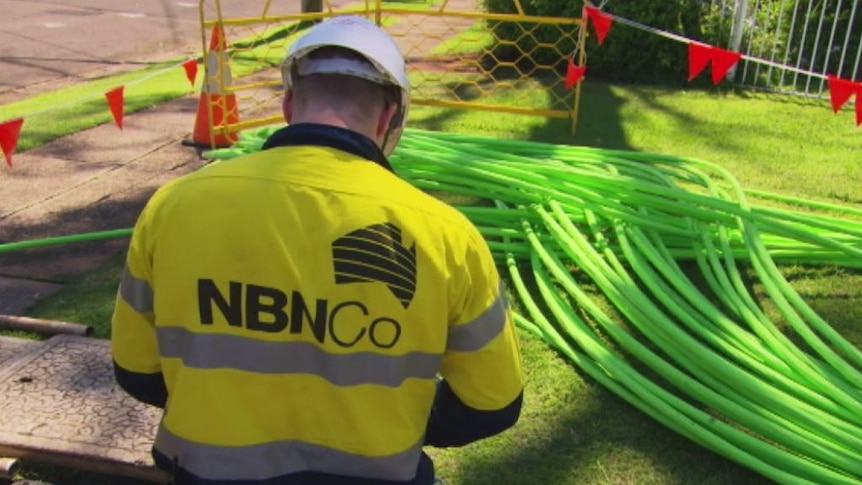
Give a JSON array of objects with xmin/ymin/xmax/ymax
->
[{"xmin": 281, "ymin": 15, "xmax": 409, "ymax": 156}]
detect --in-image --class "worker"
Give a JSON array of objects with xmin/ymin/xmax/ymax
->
[{"xmin": 111, "ymin": 14, "xmax": 524, "ymax": 485}]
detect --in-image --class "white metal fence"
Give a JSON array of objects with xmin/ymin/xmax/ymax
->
[{"xmin": 709, "ymin": 0, "xmax": 861, "ymax": 97}]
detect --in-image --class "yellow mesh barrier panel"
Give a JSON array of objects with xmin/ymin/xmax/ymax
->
[{"xmin": 196, "ymin": 0, "xmax": 585, "ymax": 147}]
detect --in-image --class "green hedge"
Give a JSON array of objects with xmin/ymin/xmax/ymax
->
[{"xmin": 483, "ymin": 0, "xmax": 706, "ymax": 85}]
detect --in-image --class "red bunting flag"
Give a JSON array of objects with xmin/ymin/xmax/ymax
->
[
  {"xmin": 0, "ymin": 118, "xmax": 24, "ymax": 168},
  {"xmin": 711, "ymin": 47, "xmax": 742, "ymax": 84},
  {"xmin": 827, "ymin": 75, "xmax": 858, "ymax": 113},
  {"xmin": 105, "ymin": 86, "xmax": 125, "ymax": 130},
  {"xmin": 564, "ymin": 59, "xmax": 586, "ymax": 89},
  {"xmin": 182, "ymin": 59, "xmax": 199, "ymax": 86},
  {"xmin": 583, "ymin": 5, "xmax": 613, "ymax": 46},
  {"xmin": 688, "ymin": 42, "xmax": 712, "ymax": 81}
]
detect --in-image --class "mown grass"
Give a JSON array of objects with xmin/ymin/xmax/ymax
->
[{"xmin": 9, "ymin": 77, "xmax": 861, "ymax": 484}]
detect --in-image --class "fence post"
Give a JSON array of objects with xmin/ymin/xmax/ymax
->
[{"xmin": 728, "ymin": 0, "xmax": 748, "ymax": 81}]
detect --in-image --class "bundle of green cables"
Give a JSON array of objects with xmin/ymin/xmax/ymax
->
[{"xmin": 205, "ymin": 126, "xmax": 862, "ymax": 484}]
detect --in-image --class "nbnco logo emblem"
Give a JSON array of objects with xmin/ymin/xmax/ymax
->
[
  {"xmin": 198, "ymin": 222, "xmax": 416, "ymax": 349},
  {"xmin": 332, "ymin": 222, "xmax": 416, "ymax": 308}
]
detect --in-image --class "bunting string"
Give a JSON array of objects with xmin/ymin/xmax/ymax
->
[
  {"xmin": 605, "ymin": 11, "xmax": 829, "ymax": 81},
  {"xmin": 0, "ymin": 58, "xmax": 199, "ymax": 167},
  {"xmin": 2, "ymin": 58, "xmax": 198, "ymax": 121},
  {"xmin": 578, "ymin": 2, "xmax": 861, "ymax": 126}
]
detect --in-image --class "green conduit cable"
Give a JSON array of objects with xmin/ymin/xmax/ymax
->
[
  {"xmin": 0, "ymin": 228, "xmax": 132, "ymax": 254},
  {"xmin": 542, "ymin": 202, "xmax": 862, "ymax": 472},
  {"xmin": 4, "ymin": 126, "xmax": 862, "ymax": 483},
  {"xmin": 635, "ymin": 223, "xmax": 862, "ymax": 423},
  {"xmin": 642, "ymin": 157, "xmax": 862, "ymax": 372},
  {"xmin": 620, "ymin": 215, "xmax": 850, "ymax": 407},
  {"xmin": 636, "ymin": 166, "xmax": 862, "ymax": 408},
  {"xmin": 618, "ymin": 225, "xmax": 862, "ymax": 456},
  {"xmin": 519, "ymin": 210, "xmax": 855, "ymax": 484}
]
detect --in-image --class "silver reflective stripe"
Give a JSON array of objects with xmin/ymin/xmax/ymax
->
[
  {"xmin": 155, "ymin": 424, "xmax": 423, "ymax": 481},
  {"xmin": 119, "ymin": 265, "xmax": 153, "ymax": 313},
  {"xmin": 156, "ymin": 326, "xmax": 441, "ymax": 387},
  {"xmin": 447, "ymin": 293, "xmax": 507, "ymax": 352}
]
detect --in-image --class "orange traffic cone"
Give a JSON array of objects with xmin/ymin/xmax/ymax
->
[{"xmin": 189, "ymin": 23, "xmax": 239, "ymax": 148}]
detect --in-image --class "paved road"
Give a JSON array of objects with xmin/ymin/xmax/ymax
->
[{"xmin": 0, "ymin": 0, "xmax": 336, "ymax": 102}]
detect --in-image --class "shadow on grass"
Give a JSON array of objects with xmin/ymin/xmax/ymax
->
[
  {"xmin": 15, "ymin": 463, "xmax": 154, "ymax": 485},
  {"xmin": 412, "ymin": 64, "xmax": 633, "ymax": 150},
  {"xmin": 444, "ymin": 379, "xmax": 773, "ymax": 485}
]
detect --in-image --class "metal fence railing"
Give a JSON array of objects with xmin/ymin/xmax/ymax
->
[{"xmin": 710, "ymin": 0, "xmax": 861, "ymax": 97}]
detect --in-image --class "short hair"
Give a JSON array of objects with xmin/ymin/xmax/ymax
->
[{"xmin": 291, "ymin": 47, "xmax": 398, "ymax": 125}]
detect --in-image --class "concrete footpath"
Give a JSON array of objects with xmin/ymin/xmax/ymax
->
[
  {"xmin": 0, "ymin": 94, "xmax": 207, "ymax": 307},
  {"xmin": 0, "ymin": 92, "xmax": 206, "ymax": 483}
]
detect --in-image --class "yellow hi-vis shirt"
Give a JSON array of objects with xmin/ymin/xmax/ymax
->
[{"xmin": 111, "ymin": 127, "xmax": 523, "ymax": 482}]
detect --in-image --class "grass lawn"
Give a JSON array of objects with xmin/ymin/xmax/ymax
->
[{"xmin": 8, "ymin": 75, "xmax": 861, "ymax": 484}]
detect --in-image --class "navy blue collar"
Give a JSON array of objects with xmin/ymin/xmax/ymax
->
[{"xmin": 261, "ymin": 123, "xmax": 394, "ymax": 173}]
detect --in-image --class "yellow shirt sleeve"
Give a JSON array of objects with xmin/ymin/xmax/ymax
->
[
  {"xmin": 111, "ymin": 205, "xmax": 161, "ymax": 374},
  {"xmin": 439, "ymin": 227, "xmax": 524, "ymax": 410}
]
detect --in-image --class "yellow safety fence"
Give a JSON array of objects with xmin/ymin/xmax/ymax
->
[{"xmin": 195, "ymin": 0, "xmax": 585, "ymax": 148}]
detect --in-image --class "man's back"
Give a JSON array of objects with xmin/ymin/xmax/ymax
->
[{"xmin": 112, "ymin": 124, "xmax": 523, "ymax": 484}]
